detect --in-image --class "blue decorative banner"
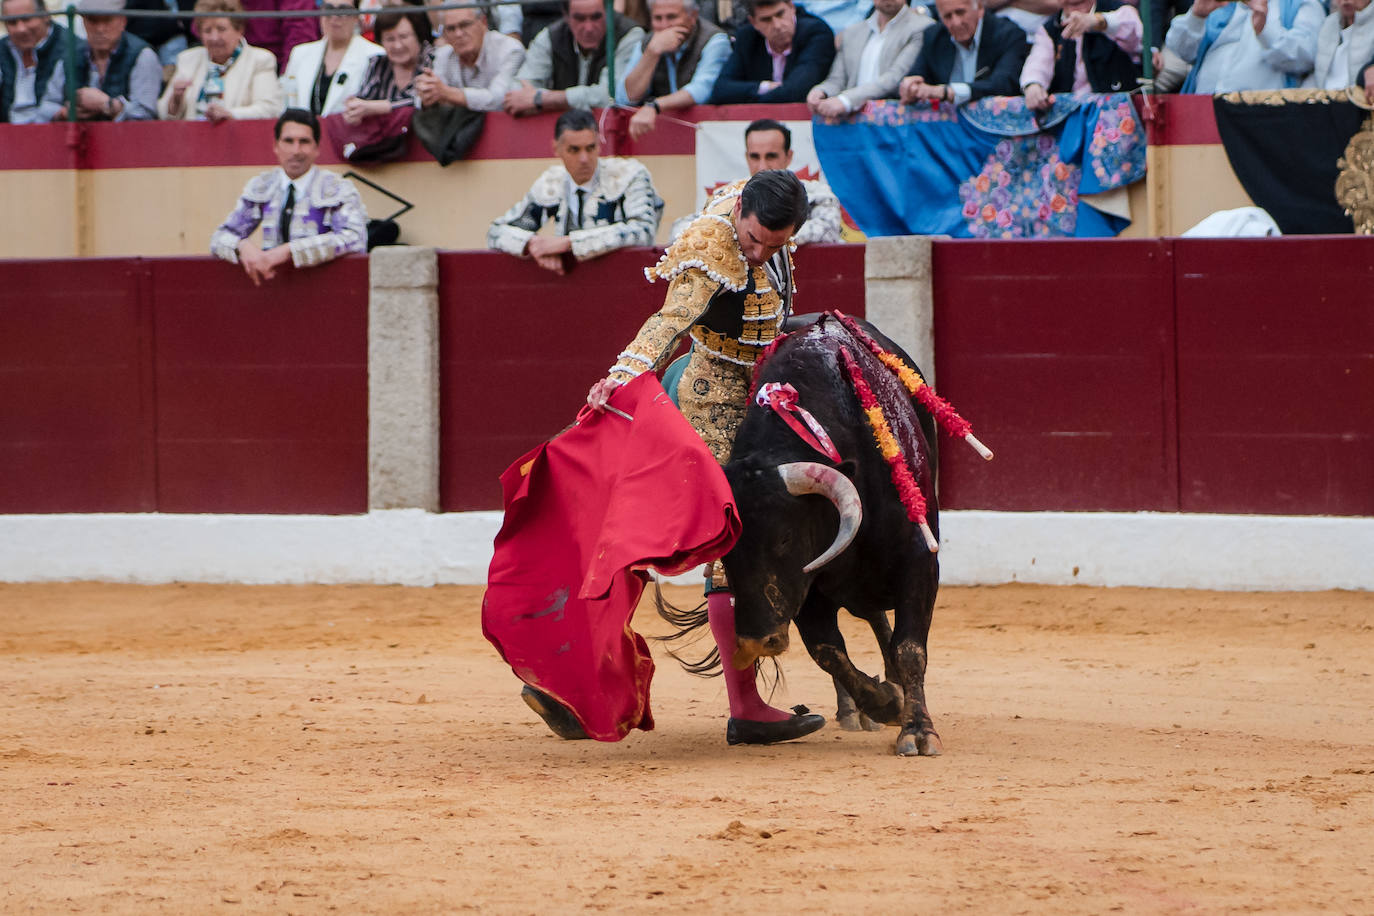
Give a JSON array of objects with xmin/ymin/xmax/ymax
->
[{"xmin": 813, "ymin": 93, "xmax": 1147, "ymax": 239}]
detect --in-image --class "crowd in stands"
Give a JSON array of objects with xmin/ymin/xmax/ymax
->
[
  {"xmin": 7, "ymin": 0, "xmax": 1374, "ymax": 127},
  {"xmin": 7, "ymin": 0, "xmax": 1373, "ymax": 269}
]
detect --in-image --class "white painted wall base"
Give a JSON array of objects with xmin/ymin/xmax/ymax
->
[{"xmin": 0, "ymin": 510, "xmax": 1369, "ymax": 591}]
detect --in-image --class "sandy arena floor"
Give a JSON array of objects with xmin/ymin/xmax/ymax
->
[{"xmin": 1, "ymin": 582, "xmax": 1371, "ymax": 914}]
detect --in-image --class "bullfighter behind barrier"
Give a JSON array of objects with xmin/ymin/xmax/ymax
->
[{"xmin": 210, "ymin": 108, "xmax": 368, "ymax": 285}]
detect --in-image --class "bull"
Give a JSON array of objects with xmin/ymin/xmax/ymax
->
[{"xmin": 720, "ymin": 313, "xmax": 943, "ymax": 757}]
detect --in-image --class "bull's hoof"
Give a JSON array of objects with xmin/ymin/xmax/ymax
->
[
  {"xmin": 857, "ymin": 680, "xmax": 904, "ymax": 726},
  {"xmin": 521, "ymin": 686, "xmax": 588, "ymax": 740},
  {"xmin": 861, "ymin": 713, "xmax": 885, "ymax": 732},
  {"xmin": 836, "ymin": 711, "xmax": 864, "ymax": 731},
  {"xmin": 895, "ymin": 730, "xmax": 943, "ymax": 757},
  {"xmin": 727, "ymin": 710, "xmax": 826, "ymax": 746}
]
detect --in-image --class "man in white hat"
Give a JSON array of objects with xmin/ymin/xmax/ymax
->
[{"xmin": 67, "ymin": 0, "xmax": 162, "ymax": 120}]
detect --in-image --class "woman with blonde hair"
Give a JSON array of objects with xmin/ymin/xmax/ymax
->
[
  {"xmin": 280, "ymin": 0, "xmax": 384, "ymax": 116},
  {"xmin": 158, "ymin": 0, "xmax": 284, "ymax": 120}
]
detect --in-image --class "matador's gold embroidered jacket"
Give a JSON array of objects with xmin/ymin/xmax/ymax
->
[{"xmin": 606, "ymin": 185, "xmax": 796, "ymax": 386}]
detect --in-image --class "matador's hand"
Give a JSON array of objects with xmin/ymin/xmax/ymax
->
[{"xmin": 587, "ymin": 377, "xmax": 620, "ymax": 411}]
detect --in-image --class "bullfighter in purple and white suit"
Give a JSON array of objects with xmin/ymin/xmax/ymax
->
[{"xmin": 211, "ymin": 107, "xmax": 367, "ymax": 285}]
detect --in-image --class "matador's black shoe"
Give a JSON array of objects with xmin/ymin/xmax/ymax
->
[
  {"xmin": 521, "ymin": 685, "xmax": 589, "ymax": 740},
  {"xmin": 726, "ymin": 705, "xmax": 826, "ymax": 746}
]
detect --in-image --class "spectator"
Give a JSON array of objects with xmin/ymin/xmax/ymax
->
[
  {"xmin": 504, "ymin": 0, "xmax": 646, "ymax": 116},
  {"xmin": 0, "ymin": 0, "xmax": 71, "ymax": 123},
  {"xmin": 211, "ymin": 108, "xmax": 368, "ymax": 284},
  {"xmin": 488, "ymin": 108, "xmax": 664, "ymax": 274},
  {"xmin": 669, "ymin": 117, "xmax": 843, "ymax": 243},
  {"xmin": 1166, "ymin": 0, "xmax": 1321, "ymax": 93},
  {"xmin": 65, "ymin": 0, "xmax": 162, "ymax": 121},
  {"xmin": 802, "ymin": 0, "xmax": 874, "ymax": 35},
  {"xmin": 125, "ymin": 0, "xmax": 197, "ymax": 69},
  {"xmin": 157, "ymin": 0, "xmax": 284, "ymax": 120},
  {"xmin": 1303, "ymin": 0, "xmax": 1374, "ymax": 92},
  {"xmin": 491, "ymin": 3, "xmax": 523, "ymax": 41},
  {"xmin": 698, "ymin": 0, "xmax": 748, "ymax": 31},
  {"xmin": 808, "ymin": 0, "xmax": 933, "ymax": 116},
  {"xmin": 240, "ymin": 0, "xmax": 320, "ymax": 75},
  {"xmin": 985, "ymin": 0, "xmax": 1056, "ymax": 39},
  {"xmin": 281, "ymin": 0, "xmax": 383, "ymax": 116},
  {"xmin": 343, "ymin": 7, "xmax": 432, "ymax": 123},
  {"xmin": 413, "ymin": 4, "xmax": 524, "ymax": 113},
  {"xmin": 1020, "ymin": 0, "xmax": 1142, "ymax": 109},
  {"xmin": 709, "ymin": 0, "xmax": 836, "ymax": 103},
  {"xmin": 1147, "ymin": 0, "xmax": 1191, "ymax": 51},
  {"xmin": 616, "ymin": 0, "xmax": 731, "ymax": 140},
  {"xmin": 898, "ymin": 0, "xmax": 1029, "ymax": 104},
  {"xmin": 519, "ymin": 0, "xmax": 566, "ymax": 45}
]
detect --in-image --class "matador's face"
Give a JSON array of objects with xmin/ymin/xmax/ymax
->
[{"xmin": 733, "ymin": 201, "xmax": 794, "ymax": 267}]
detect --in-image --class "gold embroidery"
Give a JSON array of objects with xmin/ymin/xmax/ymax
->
[
  {"xmin": 1337, "ymin": 113, "xmax": 1374, "ymax": 234},
  {"xmin": 610, "ymin": 197, "xmax": 793, "ymax": 465}
]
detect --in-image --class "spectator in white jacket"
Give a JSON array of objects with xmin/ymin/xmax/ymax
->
[{"xmin": 279, "ymin": 0, "xmax": 383, "ymax": 116}]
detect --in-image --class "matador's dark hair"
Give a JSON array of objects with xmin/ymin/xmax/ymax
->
[
  {"xmin": 554, "ymin": 108, "xmax": 598, "ymax": 139},
  {"xmin": 740, "ymin": 168, "xmax": 809, "ymax": 234},
  {"xmin": 275, "ymin": 108, "xmax": 320, "ymax": 142}
]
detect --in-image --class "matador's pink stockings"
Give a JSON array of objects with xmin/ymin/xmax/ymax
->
[{"xmin": 706, "ymin": 591, "xmax": 792, "ymax": 723}]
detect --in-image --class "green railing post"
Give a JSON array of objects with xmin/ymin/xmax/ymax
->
[
  {"xmin": 604, "ymin": 0, "xmax": 615, "ymax": 103},
  {"xmin": 64, "ymin": 4, "xmax": 79, "ymax": 121}
]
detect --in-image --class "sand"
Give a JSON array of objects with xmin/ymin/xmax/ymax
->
[{"xmin": 2, "ymin": 582, "xmax": 1372, "ymax": 914}]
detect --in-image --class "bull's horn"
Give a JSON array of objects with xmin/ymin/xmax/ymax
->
[{"xmin": 778, "ymin": 462, "xmax": 863, "ymax": 573}]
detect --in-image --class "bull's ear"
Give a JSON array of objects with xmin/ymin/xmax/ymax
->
[{"xmin": 837, "ymin": 458, "xmax": 859, "ymax": 480}]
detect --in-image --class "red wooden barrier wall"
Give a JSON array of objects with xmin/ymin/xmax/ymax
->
[
  {"xmin": 1174, "ymin": 238, "xmax": 1374, "ymax": 515},
  {"xmin": 2, "ymin": 239, "xmax": 1368, "ymax": 517},
  {"xmin": 0, "ymin": 256, "xmax": 368, "ymax": 514},
  {"xmin": 0, "ymin": 259, "xmax": 154, "ymax": 512},
  {"xmin": 933, "ymin": 239, "xmax": 1179, "ymax": 512}
]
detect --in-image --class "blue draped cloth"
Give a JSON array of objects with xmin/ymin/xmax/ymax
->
[{"xmin": 813, "ymin": 93, "xmax": 1147, "ymax": 239}]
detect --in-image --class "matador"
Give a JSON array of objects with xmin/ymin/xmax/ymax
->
[{"xmin": 523, "ymin": 169, "xmax": 828, "ymax": 747}]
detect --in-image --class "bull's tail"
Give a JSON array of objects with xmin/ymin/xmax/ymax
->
[{"xmin": 651, "ymin": 583, "xmax": 721, "ymax": 677}]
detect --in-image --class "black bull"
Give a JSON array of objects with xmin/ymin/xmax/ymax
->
[{"xmin": 722, "ymin": 313, "xmax": 942, "ymax": 757}]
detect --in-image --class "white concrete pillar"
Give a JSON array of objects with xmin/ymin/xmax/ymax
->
[
  {"xmin": 368, "ymin": 246, "xmax": 440, "ymax": 511},
  {"xmin": 863, "ymin": 236, "xmax": 937, "ymax": 386}
]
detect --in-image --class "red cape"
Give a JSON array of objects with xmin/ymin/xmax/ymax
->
[{"xmin": 482, "ymin": 374, "xmax": 740, "ymax": 741}]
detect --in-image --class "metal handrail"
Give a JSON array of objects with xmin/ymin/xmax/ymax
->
[{"xmin": 6, "ymin": 0, "xmax": 524, "ymax": 23}]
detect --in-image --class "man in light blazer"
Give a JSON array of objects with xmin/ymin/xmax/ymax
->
[
  {"xmin": 280, "ymin": 0, "xmax": 383, "ymax": 117},
  {"xmin": 807, "ymin": 0, "xmax": 932, "ymax": 115},
  {"xmin": 898, "ymin": 0, "xmax": 1028, "ymax": 104}
]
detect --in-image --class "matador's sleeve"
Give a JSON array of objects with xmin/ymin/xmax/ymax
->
[
  {"xmin": 290, "ymin": 178, "xmax": 368, "ymax": 268},
  {"xmin": 209, "ymin": 177, "xmax": 267, "ymax": 264},
  {"xmin": 606, "ymin": 267, "xmax": 720, "ymax": 385},
  {"xmin": 486, "ymin": 179, "xmax": 553, "ymax": 257},
  {"xmin": 569, "ymin": 164, "xmax": 663, "ymax": 261}
]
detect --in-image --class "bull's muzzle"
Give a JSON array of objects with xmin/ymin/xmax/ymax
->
[{"xmin": 732, "ymin": 630, "xmax": 790, "ymax": 670}]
